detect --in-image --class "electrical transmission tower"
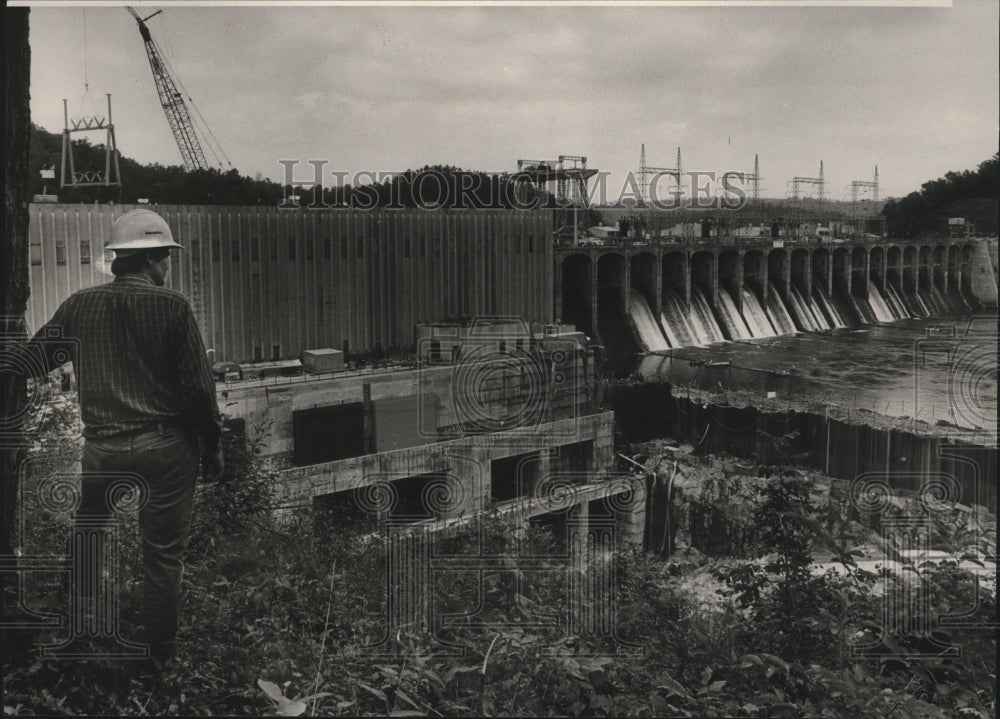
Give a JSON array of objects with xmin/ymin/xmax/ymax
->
[
  {"xmin": 60, "ymin": 94, "xmax": 121, "ymax": 188},
  {"xmin": 638, "ymin": 145, "xmax": 683, "ymax": 205},
  {"xmin": 728, "ymin": 153, "xmax": 761, "ymax": 203},
  {"xmin": 848, "ymin": 165, "xmax": 879, "ymax": 202},
  {"xmin": 789, "ymin": 160, "xmax": 825, "ymax": 201}
]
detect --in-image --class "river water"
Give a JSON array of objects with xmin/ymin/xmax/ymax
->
[{"xmin": 611, "ymin": 312, "xmax": 998, "ymax": 439}]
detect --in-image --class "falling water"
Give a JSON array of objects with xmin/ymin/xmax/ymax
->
[
  {"xmin": 930, "ymin": 284, "xmax": 956, "ymax": 314},
  {"xmin": 715, "ymin": 287, "xmax": 753, "ymax": 340},
  {"xmin": 866, "ymin": 284, "xmax": 896, "ymax": 323},
  {"xmin": 903, "ymin": 289, "xmax": 931, "ymax": 317},
  {"xmin": 882, "ymin": 282, "xmax": 911, "ymax": 320},
  {"xmin": 628, "ymin": 288, "xmax": 670, "ymax": 351},
  {"xmin": 814, "ymin": 284, "xmax": 847, "ymax": 328},
  {"xmin": 660, "ymin": 288, "xmax": 696, "ymax": 348},
  {"xmin": 765, "ymin": 283, "xmax": 798, "ymax": 335},
  {"xmin": 849, "ymin": 291, "xmax": 877, "ymax": 325},
  {"xmin": 741, "ymin": 288, "xmax": 778, "ymax": 338},
  {"xmin": 919, "ymin": 286, "xmax": 948, "ymax": 316},
  {"xmin": 786, "ymin": 284, "xmax": 818, "ymax": 331},
  {"xmin": 689, "ymin": 286, "xmax": 727, "ymax": 344}
]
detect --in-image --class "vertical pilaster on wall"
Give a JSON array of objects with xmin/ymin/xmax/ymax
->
[
  {"xmin": 590, "ymin": 254, "xmax": 599, "ymax": 339},
  {"xmin": 653, "ymin": 250, "xmax": 662, "ymax": 315},
  {"xmin": 623, "ymin": 259, "xmax": 631, "ymax": 314},
  {"xmin": 859, "ymin": 248, "xmax": 869, "ymax": 299},
  {"xmin": 734, "ymin": 251, "xmax": 744, "ymax": 314},
  {"xmin": 940, "ymin": 247, "xmax": 950, "ymax": 294},
  {"xmin": 782, "ymin": 252, "xmax": 792, "ymax": 304},
  {"xmin": 804, "ymin": 249, "xmax": 814, "ymax": 299},
  {"xmin": 553, "ymin": 252, "xmax": 563, "ymax": 325},
  {"xmin": 363, "ymin": 383, "xmax": 375, "ymax": 454},
  {"xmin": 824, "ymin": 251, "xmax": 833, "ymax": 299},
  {"xmin": 710, "ymin": 252, "xmax": 719, "ymax": 309},
  {"xmin": 620, "ymin": 481, "xmax": 647, "ymax": 547},
  {"xmin": 454, "ymin": 452, "xmax": 489, "ymax": 516},
  {"xmin": 844, "ymin": 251, "xmax": 853, "ymax": 298},
  {"xmin": 892, "ymin": 245, "xmax": 904, "ymax": 294},
  {"xmin": 683, "ymin": 252, "xmax": 691, "ymax": 307},
  {"xmin": 542, "ymin": 212, "xmax": 555, "ymax": 323}
]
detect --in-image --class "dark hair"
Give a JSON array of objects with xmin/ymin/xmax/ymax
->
[{"xmin": 110, "ymin": 247, "xmax": 171, "ymax": 276}]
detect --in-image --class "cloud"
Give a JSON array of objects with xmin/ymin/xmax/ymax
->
[{"xmin": 27, "ymin": 3, "xmax": 998, "ymax": 198}]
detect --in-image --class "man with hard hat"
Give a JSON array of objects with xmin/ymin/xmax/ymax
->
[{"xmin": 7, "ymin": 208, "xmax": 223, "ymax": 673}]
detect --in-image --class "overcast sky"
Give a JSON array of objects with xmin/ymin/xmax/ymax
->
[{"xmin": 24, "ymin": 1, "xmax": 999, "ymax": 201}]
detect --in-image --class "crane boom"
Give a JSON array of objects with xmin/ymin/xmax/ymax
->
[{"xmin": 127, "ymin": 7, "xmax": 208, "ymax": 171}]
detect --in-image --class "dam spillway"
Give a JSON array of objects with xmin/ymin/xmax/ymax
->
[{"xmin": 556, "ymin": 236, "xmax": 996, "ymax": 354}]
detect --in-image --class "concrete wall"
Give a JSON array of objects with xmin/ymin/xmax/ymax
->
[
  {"xmin": 273, "ymin": 413, "xmax": 615, "ymax": 509},
  {"xmin": 220, "ymin": 335, "xmax": 593, "ymax": 465},
  {"xmin": 611, "ymin": 384, "xmax": 997, "ymax": 510},
  {"xmin": 27, "ymin": 204, "xmax": 554, "ymax": 360},
  {"xmin": 970, "ymin": 238, "xmax": 999, "ymax": 306}
]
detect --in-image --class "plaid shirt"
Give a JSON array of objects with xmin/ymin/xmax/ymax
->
[{"xmin": 14, "ymin": 274, "xmax": 222, "ymax": 448}]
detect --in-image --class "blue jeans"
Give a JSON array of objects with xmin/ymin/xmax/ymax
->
[{"xmin": 78, "ymin": 424, "xmax": 200, "ymax": 650}]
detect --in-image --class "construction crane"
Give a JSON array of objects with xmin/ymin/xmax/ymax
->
[{"xmin": 127, "ymin": 7, "xmax": 212, "ymax": 171}]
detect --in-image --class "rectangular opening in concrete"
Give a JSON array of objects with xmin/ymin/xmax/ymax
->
[
  {"xmin": 313, "ymin": 488, "xmax": 378, "ymax": 536},
  {"xmin": 491, "ymin": 452, "xmax": 539, "ymax": 503},
  {"xmin": 549, "ymin": 440, "xmax": 595, "ymax": 475},
  {"xmin": 588, "ymin": 497, "xmax": 615, "ymax": 520},
  {"xmin": 292, "ymin": 402, "xmax": 365, "ymax": 466},
  {"xmin": 388, "ymin": 472, "xmax": 447, "ymax": 524},
  {"xmin": 528, "ymin": 510, "xmax": 569, "ymax": 553},
  {"xmin": 312, "ymin": 470, "xmax": 447, "ymax": 535}
]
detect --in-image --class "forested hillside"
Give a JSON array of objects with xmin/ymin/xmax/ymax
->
[
  {"xmin": 882, "ymin": 153, "xmax": 998, "ymax": 238},
  {"xmin": 28, "ymin": 124, "xmax": 553, "ymax": 210}
]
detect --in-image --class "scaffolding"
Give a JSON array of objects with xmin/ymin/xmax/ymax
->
[{"xmin": 516, "ymin": 155, "xmax": 598, "ymax": 206}]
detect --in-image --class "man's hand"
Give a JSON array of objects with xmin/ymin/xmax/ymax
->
[{"xmin": 202, "ymin": 446, "xmax": 225, "ymax": 482}]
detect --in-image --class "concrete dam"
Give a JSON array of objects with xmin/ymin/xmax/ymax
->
[{"xmin": 556, "ymin": 237, "xmax": 997, "ymax": 355}]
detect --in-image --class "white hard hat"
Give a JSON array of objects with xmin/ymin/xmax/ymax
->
[{"xmin": 106, "ymin": 209, "xmax": 183, "ymax": 253}]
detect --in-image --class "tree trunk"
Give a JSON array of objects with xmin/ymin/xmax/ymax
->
[{"xmin": 2, "ymin": 8, "xmax": 31, "ymax": 633}]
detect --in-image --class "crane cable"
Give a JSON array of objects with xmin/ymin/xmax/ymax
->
[{"xmin": 78, "ymin": 7, "xmax": 91, "ymax": 118}]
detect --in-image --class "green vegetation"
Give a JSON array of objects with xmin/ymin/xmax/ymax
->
[
  {"xmin": 2, "ymin": 392, "xmax": 995, "ymax": 717},
  {"xmin": 28, "ymin": 125, "xmax": 566, "ymax": 211},
  {"xmin": 882, "ymin": 153, "xmax": 999, "ymax": 238}
]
